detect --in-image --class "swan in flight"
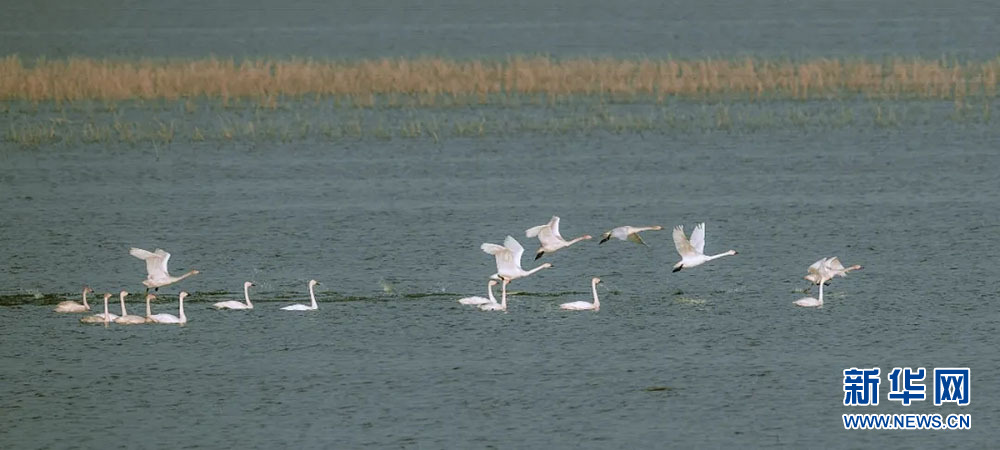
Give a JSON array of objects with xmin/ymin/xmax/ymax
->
[
  {"xmin": 114, "ymin": 291, "xmax": 146, "ymax": 325},
  {"xmin": 281, "ymin": 280, "xmax": 320, "ymax": 311},
  {"xmin": 599, "ymin": 225, "xmax": 663, "ymax": 246},
  {"xmin": 560, "ymin": 277, "xmax": 603, "ymax": 311},
  {"xmin": 804, "ymin": 257, "xmax": 862, "ymax": 285},
  {"xmin": 148, "ymin": 292, "xmax": 188, "ymax": 324},
  {"xmin": 479, "ymin": 279, "xmax": 509, "ymax": 311},
  {"xmin": 671, "ymin": 223, "xmax": 738, "ymax": 272},
  {"xmin": 213, "ymin": 282, "xmax": 255, "ymax": 310},
  {"xmin": 481, "ymin": 236, "xmax": 553, "ymax": 282},
  {"xmin": 55, "ymin": 286, "xmax": 94, "ymax": 313},
  {"xmin": 129, "ymin": 247, "xmax": 200, "ymax": 291},
  {"xmin": 80, "ymin": 293, "xmax": 119, "ymax": 324},
  {"xmin": 525, "ymin": 216, "xmax": 592, "ymax": 259},
  {"xmin": 458, "ymin": 280, "xmax": 498, "ymax": 306}
]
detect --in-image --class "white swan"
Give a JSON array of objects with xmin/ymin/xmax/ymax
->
[
  {"xmin": 129, "ymin": 247, "xmax": 200, "ymax": 291},
  {"xmin": 525, "ymin": 216, "xmax": 592, "ymax": 259},
  {"xmin": 804, "ymin": 257, "xmax": 862, "ymax": 285},
  {"xmin": 55, "ymin": 286, "xmax": 94, "ymax": 313},
  {"xmin": 671, "ymin": 223, "xmax": 738, "ymax": 272},
  {"xmin": 458, "ymin": 280, "xmax": 498, "ymax": 306},
  {"xmin": 143, "ymin": 293, "xmax": 159, "ymax": 323},
  {"xmin": 599, "ymin": 225, "xmax": 663, "ymax": 246},
  {"xmin": 794, "ymin": 281, "xmax": 825, "ymax": 308},
  {"xmin": 481, "ymin": 236, "xmax": 553, "ymax": 282},
  {"xmin": 80, "ymin": 293, "xmax": 119, "ymax": 324},
  {"xmin": 479, "ymin": 279, "xmax": 509, "ymax": 311},
  {"xmin": 281, "ymin": 280, "xmax": 320, "ymax": 311},
  {"xmin": 114, "ymin": 291, "xmax": 146, "ymax": 325},
  {"xmin": 213, "ymin": 282, "xmax": 255, "ymax": 310},
  {"xmin": 148, "ymin": 292, "xmax": 188, "ymax": 324},
  {"xmin": 560, "ymin": 277, "xmax": 602, "ymax": 311}
]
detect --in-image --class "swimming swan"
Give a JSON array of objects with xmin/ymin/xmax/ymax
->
[
  {"xmin": 281, "ymin": 280, "xmax": 320, "ymax": 311},
  {"xmin": 55, "ymin": 286, "xmax": 94, "ymax": 313},
  {"xmin": 213, "ymin": 282, "xmax": 255, "ymax": 310},
  {"xmin": 794, "ymin": 281, "xmax": 825, "ymax": 308},
  {"xmin": 129, "ymin": 247, "xmax": 200, "ymax": 291},
  {"xmin": 458, "ymin": 280, "xmax": 498, "ymax": 306},
  {"xmin": 148, "ymin": 292, "xmax": 188, "ymax": 324},
  {"xmin": 599, "ymin": 225, "xmax": 663, "ymax": 246},
  {"xmin": 479, "ymin": 279, "xmax": 509, "ymax": 311},
  {"xmin": 114, "ymin": 291, "xmax": 146, "ymax": 325},
  {"xmin": 525, "ymin": 216, "xmax": 592, "ymax": 259},
  {"xmin": 671, "ymin": 223, "xmax": 737, "ymax": 272},
  {"xmin": 80, "ymin": 293, "xmax": 119, "ymax": 323},
  {"xmin": 560, "ymin": 277, "xmax": 602, "ymax": 311}
]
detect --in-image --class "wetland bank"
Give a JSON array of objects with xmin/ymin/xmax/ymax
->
[{"xmin": 2, "ymin": 0, "xmax": 998, "ymax": 448}]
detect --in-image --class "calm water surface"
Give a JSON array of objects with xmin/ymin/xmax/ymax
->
[{"xmin": 1, "ymin": 126, "xmax": 998, "ymax": 447}]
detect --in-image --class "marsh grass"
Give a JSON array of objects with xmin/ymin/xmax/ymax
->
[{"xmin": 1, "ymin": 55, "xmax": 997, "ymax": 104}]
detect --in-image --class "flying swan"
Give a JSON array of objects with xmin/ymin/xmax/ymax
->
[
  {"xmin": 525, "ymin": 216, "xmax": 592, "ymax": 259},
  {"xmin": 129, "ymin": 247, "xmax": 200, "ymax": 292},
  {"xmin": 671, "ymin": 223, "xmax": 737, "ymax": 272},
  {"xmin": 599, "ymin": 226, "xmax": 663, "ymax": 246}
]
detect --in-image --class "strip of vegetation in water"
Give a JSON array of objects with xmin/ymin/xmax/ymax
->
[
  {"xmin": 2, "ymin": 99, "xmax": 995, "ymax": 148},
  {"xmin": 1, "ymin": 55, "xmax": 997, "ymax": 104}
]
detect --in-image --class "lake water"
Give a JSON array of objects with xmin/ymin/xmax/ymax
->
[{"xmin": 2, "ymin": 1, "xmax": 999, "ymax": 448}]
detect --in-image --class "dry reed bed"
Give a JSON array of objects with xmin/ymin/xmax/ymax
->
[{"xmin": 1, "ymin": 55, "xmax": 997, "ymax": 103}]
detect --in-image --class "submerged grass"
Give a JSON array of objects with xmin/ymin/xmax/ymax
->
[{"xmin": 1, "ymin": 55, "xmax": 998, "ymax": 104}]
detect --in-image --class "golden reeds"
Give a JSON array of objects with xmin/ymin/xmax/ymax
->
[{"xmin": 1, "ymin": 55, "xmax": 997, "ymax": 103}]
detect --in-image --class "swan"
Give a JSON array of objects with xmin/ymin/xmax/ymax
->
[
  {"xmin": 525, "ymin": 216, "xmax": 592, "ymax": 259},
  {"xmin": 80, "ymin": 293, "xmax": 119, "ymax": 324},
  {"xmin": 213, "ymin": 282, "xmax": 255, "ymax": 310},
  {"xmin": 794, "ymin": 280, "xmax": 825, "ymax": 308},
  {"xmin": 281, "ymin": 280, "xmax": 320, "ymax": 311},
  {"xmin": 479, "ymin": 279, "xmax": 509, "ymax": 311},
  {"xmin": 671, "ymin": 223, "xmax": 738, "ymax": 272},
  {"xmin": 148, "ymin": 292, "xmax": 188, "ymax": 324},
  {"xmin": 143, "ymin": 293, "xmax": 159, "ymax": 323},
  {"xmin": 114, "ymin": 291, "xmax": 146, "ymax": 325},
  {"xmin": 481, "ymin": 235, "xmax": 553, "ymax": 282},
  {"xmin": 560, "ymin": 277, "xmax": 602, "ymax": 311},
  {"xmin": 458, "ymin": 280, "xmax": 498, "ymax": 306},
  {"xmin": 129, "ymin": 247, "xmax": 200, "ymax": 291},
  {"xmin": 599, "ymin": 225, "xmax": 663, "ymax": 245},
  {"xmin": 804, "ymin": 257, "xmax": 862, "ymax": 285},
  {"xmin": 54, "ymin": 286, "xmax": 94, "ymax": 313}
]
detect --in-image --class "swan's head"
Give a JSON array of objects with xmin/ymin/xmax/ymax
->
[
  {"xmin": 103, "ymin": 293, "xmax": 112, "ymax": 300},
  {"xmin": 489, "ymin": 273, "xmax": 501, "ymax": 281},
  {"xmin": 582, "ymin": 235, "xmax": 593, "ymax": 240},
  {"xmin": 309, "ymin": 279, "xmax": 320, "ymax": 287},
  {"xmin": 848, "ymin": 265, "xmax": 862, "ymax": 271},
  {"xmin": 179, "ymin": 291, "xmax": 189, "ymax": 301},
  {"xmin": 652, "ymin": 225, "xmax": 663, "ymax": 230},
  {"xmin": 83, "ymin": 286, "xmax": 94, "ymax": 294},
  {"xmin": 541, "ymin": 263, "xmax": 554, "ymax": 269},
  {"xmin": 244, "ymin": 281, "xmax": 255, "ymax": 288},
  {"xmin": 592, "ymin": 277, "xmax": 602, "ymax": 284},
  {"xmin": 146, "ymin": 293, "xmax": 157, "ymax": 301},
  {"xmin": 728, "ymin": 250, "xmax": 738, "ymax": 255},
  {"xmin": 191, "ymin": 270, "xmax": 201, "ymax": 275},
  {"xmin": 488, "ymin": 279, "xmax": 498, "ymax": 287},
  {"xmin": 119, "ymin": 290, "xmax": 129, "ymax": 298}
]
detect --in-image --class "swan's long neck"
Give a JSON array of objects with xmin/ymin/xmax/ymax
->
[
  {"xmin": 818, "ymin": 282, "xmax": 824, "ymax": 305},
  {"xmin": 523, "ymin": 265, "xmax": 549, "ymax": 277},
  {"xmin": 82, "ymin": 289, "xmax": 90, "ymax": 308},
  {"xmin": 179, "ymin": 296, "xmax": 186, "ymax": 323},
  {"xmin": 119, "ymin": 294, "xmax": 128, "ymax": 316},
  {"xmin": 487, "ymin": 283, "xmax": 496, "ymax": 304},
  {"xmin": 500, "ymin": 281, "xmax": 508, "ymax": 310},
  {"xmin": 706, "ymin": 251, "xmax": 735, "ymax": 261},
  {"xmin": 567, "ymin": 236, "xmax": 589, "ymax": 246},
  {"xmin": 103, "ymin": 296, "xmax": 109, "ymax": 324},
  {"xmin": 591, "ymin": 281, "xmax": 600, "ymax": 310},
  {"xmin": 309, "ymin": 284, "xmax": 317, "ymax": 309},
  {"xmin": 173, "ymin": 270, "xmax": 198, "ymax": 283},
  {"xmin": 145, "ymin": 296, "xmax": 152, "ymax": 318},
  {"xmin": 243, "ymin": 285, "xmax": 252, "ymax": 307}
]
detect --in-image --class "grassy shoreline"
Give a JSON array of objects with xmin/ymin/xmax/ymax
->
[{"xmin": 1, "ymin": 55, "xmax": 998, "ymax": 103}]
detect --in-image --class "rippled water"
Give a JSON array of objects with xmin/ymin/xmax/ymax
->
[{"xmin": 2, "ymin": 124, "xmax": 998, "ymax": 447}]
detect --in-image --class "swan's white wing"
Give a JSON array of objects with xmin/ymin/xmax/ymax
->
[
  {"xmin": 689, "ymin": 223, "xmax": 706, "ymax": 255},
  {"xmin": 154, "ymin": 249, "xmax": 171, "ymax": 275},
  {"xmin": 129, "ymin": 247, "xmax": 156, "ymax": 259},
  {"xmin": 549, "ymin": 216, "xmax": 563, "ymax": 240},
  {"xmin": 672, "ymin": 225, "xmax": 696, "ymax": 257},
  {"xmin": 627, "ymin": 232, "xmax": 648, "ymax": 246},
  {"xmin": 825, "ymin": 257, "xmax": 845, "ymax": 272},
  {"xmin": 525, "ymin": 224, "xmax": 546, "ymax": 238},
  {"xmin": 481, "ymin": 243, "xmax": 506, "ymax": 255},
  {"xmin": 503, "ymin": 236, "xmax": 525, "ymax": 267},
  {"xmin": 130, "ymin": 247, "xmax": 169, "ymax": 279}
]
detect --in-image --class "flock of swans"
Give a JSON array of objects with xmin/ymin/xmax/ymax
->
[
  {"xmin": 462, "ymin": 216, "xmax": 860, "ymax": 312},
  {"xmin": 54, "ymin": 217, "xmax": 862, "ymax": 324}
]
